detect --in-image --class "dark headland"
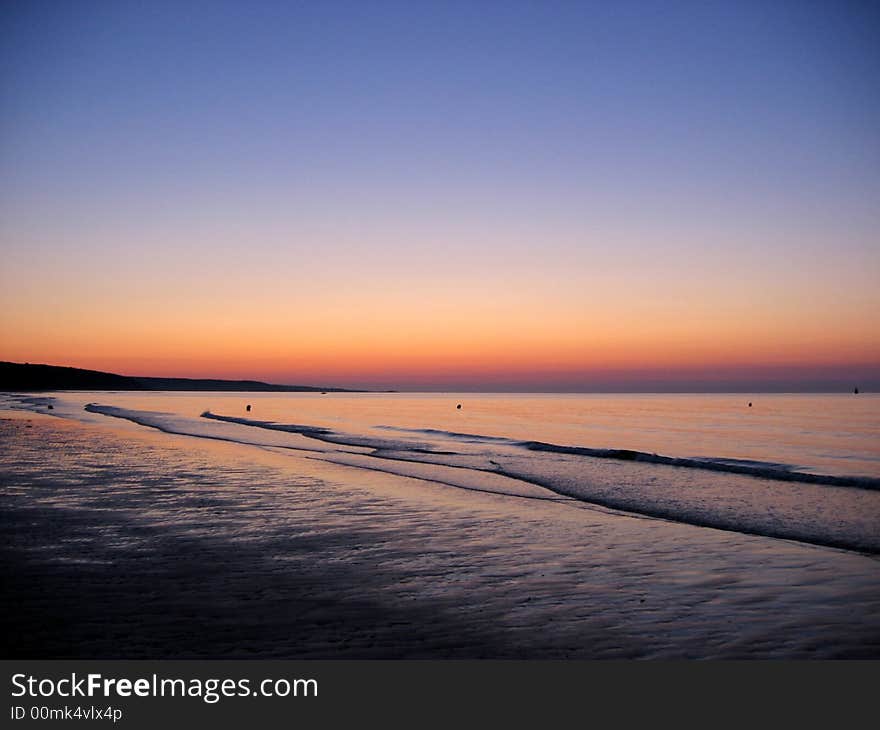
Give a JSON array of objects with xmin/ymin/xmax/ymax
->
[{"xmin": 0, "ymin": 361, "xmax": 358, "ymax": 393}]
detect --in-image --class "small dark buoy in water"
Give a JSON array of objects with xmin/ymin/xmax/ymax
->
[
  {"xmin": 456, "ymin": 404, "xmax": 462, "ymax": 410},
  {"xmin": 246, "ymin": 404, "xmax": 251, "ymax": 412},
  {"xmin": 47, "ymin": 404, "xmax": 54, "ymax": 410},
  {"xmin": 748, "ymin": 402, "xmax": 752, "ymax": 407},
  {"xmin": 321, "ymin": 391, "xmax": 327, "ymax": 395},
  {"xmin": 854, "ymin": 387, "xmax": 859, "ymax": 394}
]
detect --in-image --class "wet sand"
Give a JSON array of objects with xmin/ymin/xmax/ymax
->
[{"xmin": 1, "ymin": 413, "xmax": 878, "ymax": 658}]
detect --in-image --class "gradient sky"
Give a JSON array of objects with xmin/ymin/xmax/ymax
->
[{"xmin": 1, "ymin": 1, "xmax": 878, "ymax": 390}]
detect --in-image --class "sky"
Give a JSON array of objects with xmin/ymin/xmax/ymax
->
[{"xmin": 1, "ymin": 0, "xmax": 878, "ymax": 391}]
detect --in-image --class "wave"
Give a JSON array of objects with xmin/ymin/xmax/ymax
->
[
  {"xmin": 201, "ymin": 411, "xmax": 448, "ymax": 452},
  {"xmin": 315, "ymin": 451, "xmax": 573, "ymax": 502},
  {"xmin": 370, "ymin": 424, "xmax": 880, "ymax": 490},
  {"xmin": 374, "ymin": 425, "xmax": 519, "ymax": 444},
  {"xmin": 83, "ymin": 406, "xmax": 570, "ymax": 502},
  {"xmin": 488, "ymin": 458, "xmax": 880, "ymax": 555},
  {"xmin": 520, "ymin": 441, "xmax": 880, "ymax": 490},
  {"xmin": 84, "ymin": 404, "xmax": 325, "ymax": 452},
  {"xmin": 20, "ymin": 402, "xmax": 879, "ymax": 555},
  {"xmin": 1, "ymin": 394, "xmax": 57, "ymax": 410},
  {"xmin": 191, "ymin": 413, "xmax": 880, "ymax": 553},
  {"xmin": 200, "ymin": 411, "xmax": 333, "ymax": 437}
]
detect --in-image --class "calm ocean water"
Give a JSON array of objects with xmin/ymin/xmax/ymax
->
[
  {"xmin": 4, "ymin": 391, "xmax": 880, "ymax": 553},
  {"xmin": 11, "ymin": 391, "xmax": 876, "ymax": 475}
]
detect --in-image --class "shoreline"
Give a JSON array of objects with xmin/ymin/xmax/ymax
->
[{"xmin": 2, "ymin": 412, "xmax": 879, "ymax": 659}]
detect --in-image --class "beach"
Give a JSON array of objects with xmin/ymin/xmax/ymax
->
[
  {"xmin": 2, "ymin": 398, "xmax": 879, "ymax": 659},
  {"xmin": 2, "ymin": 8, "xmax": 879, "ymax": 723}
]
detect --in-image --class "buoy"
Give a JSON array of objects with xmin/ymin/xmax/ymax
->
[
  {"xmin": 47, "ymin": 404, "xmax": 54, "ymax": 410},
  {"xmin": 246, "ymin": 404, "xmax": 251, "ymax": 412},
  {"xmin": 748, "ymin": 402, "xmax": 752, "ymax": 407},
  {"xmin": 456, "ymin": 404, "xmax": 462, "ymax": 410},
  {"xmin": 854, "ymin": 387, "xmax": 859, "ymax": 394}
]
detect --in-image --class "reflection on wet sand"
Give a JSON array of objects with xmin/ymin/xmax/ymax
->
[{"xmin": 2, "ymin": 414, "xmax": 878, "ymax": 659}]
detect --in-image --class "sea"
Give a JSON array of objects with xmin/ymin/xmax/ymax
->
[
  {"xmin": 2, "ymin": 390, "xmax": 879, "ymax": 658},
  {"xmin": 4, "ymin": 391, "xmax": 879, "ymax": 553}
]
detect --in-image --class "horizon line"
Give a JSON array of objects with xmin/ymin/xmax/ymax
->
[{"xmin": 1, "ymin": 359, "xmax": 875, "ymax": 395}]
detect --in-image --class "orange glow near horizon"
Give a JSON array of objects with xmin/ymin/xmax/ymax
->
[
  {"xmin": 3, "ymin": 264, "xmax": 878, "ymax": 389},
  {"xmin": 2, "ymin": 127, "xmax": 878, "ymax": 392},
  {"xmin": 3, "ymin": 221, "xmax": 880, "ymax": 388}
]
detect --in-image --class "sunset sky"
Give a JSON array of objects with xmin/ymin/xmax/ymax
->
[{"xmin": 1, "ymin": 1, "xmax": 878, "ymax": 390}]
